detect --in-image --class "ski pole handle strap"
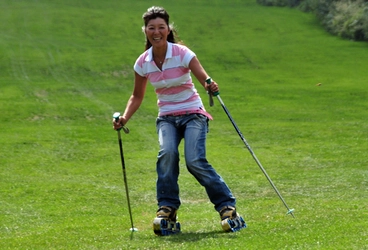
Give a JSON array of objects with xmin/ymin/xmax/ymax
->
[{"xmin": 205, "ymin": 77, "xmax": 219, "ymax": 96}]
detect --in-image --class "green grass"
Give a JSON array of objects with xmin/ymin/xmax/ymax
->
[{"xmin": 1, "ymin": 0, "xmax": 367, "ymax": 249}]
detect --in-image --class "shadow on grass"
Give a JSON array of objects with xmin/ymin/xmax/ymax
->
[{"xmin": 158, "ymin": 230, "xmax": 241, "ymax": 242}]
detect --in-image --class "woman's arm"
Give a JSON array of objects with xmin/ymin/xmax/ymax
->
[
  {"xmin": 113, "ymin": 72, "xmax": 148, "ymax": 129},
  {"xmin": 189, "ymin": 56, "xmax": 219, "ymax": 93}
]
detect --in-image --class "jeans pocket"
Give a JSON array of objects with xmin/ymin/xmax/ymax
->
[{"xmin": 194, "ymin": 114, "xmax": 209, "ymax": 133}]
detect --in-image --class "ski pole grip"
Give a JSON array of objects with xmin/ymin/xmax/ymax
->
[
  {"xmin": 205, "ymin": 77, "xmax": 219, "ymax": 96},
  {"xmin": 113, "ymin": 112, "xmax": 122, "ymax": 131},
  {"xmin": 113, "ymin": 112, "xmax": 130, "ymax": 134},
  {"xmin": 113, "ymin": 112, "xmax": 121, "ymax": 123}
]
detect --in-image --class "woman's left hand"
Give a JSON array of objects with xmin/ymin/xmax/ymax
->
[{"xmin": 206, "ymin": 80, "xmax": 219, "ymax": 94}]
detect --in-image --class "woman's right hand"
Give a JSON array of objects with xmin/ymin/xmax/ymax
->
[{"xmin": 113, "ymin": 116, "xmax": 127, "ymax": 130}]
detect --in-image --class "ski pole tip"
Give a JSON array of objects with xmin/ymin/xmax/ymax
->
[{"xmin": 286, "ymin": 208, "xmax": 295, "ymax": 218}]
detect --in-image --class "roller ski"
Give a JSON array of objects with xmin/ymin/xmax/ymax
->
[
  {"xmin": 153, "ymin": 206, "xmax": 181, "ymax": 236},
  {"xmin": 219, "ymin": 206, "xmax": 247, "ymax": 232}
]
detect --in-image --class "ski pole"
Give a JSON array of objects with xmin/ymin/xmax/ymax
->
[
  {"xmin": 206, "ymin": 78, "xmax": 295, "ymax": 218},
  {"xmin": 112, "ymin": 112, "xmax": 138, "ymax": 232}
]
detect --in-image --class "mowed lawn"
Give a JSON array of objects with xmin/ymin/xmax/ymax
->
[{"xmin": 0, "ymin": 0, "xmax": 367, "ymax": 249}]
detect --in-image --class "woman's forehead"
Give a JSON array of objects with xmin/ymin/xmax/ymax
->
[{"xmin": 146, "ymin": 17, "xmax": 167, "ymax": 26}]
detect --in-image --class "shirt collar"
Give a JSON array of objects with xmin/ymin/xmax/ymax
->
[{"xmin": 146, "ymin": 42, "xmax": 173, "ymax": 62}]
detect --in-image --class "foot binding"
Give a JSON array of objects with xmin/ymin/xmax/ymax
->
[
  {"xmin": 219, "ymin": 206, "xmax": 247, "ymax": 232},
  {"xmin": 153, "ymin": 206, "xmax": 181, "ymax": 236},
  {"xmin": 153, "ymin": 218, "xmax": 181, "ymax": 236}
]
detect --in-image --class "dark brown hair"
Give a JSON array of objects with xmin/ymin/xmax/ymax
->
[{"xmin": 142, "ymin": 6, "xmax": 182, "ymax": 50}]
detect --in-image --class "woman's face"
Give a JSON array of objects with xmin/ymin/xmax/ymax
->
[{"xmin": 145, "ymin": 17, "xmax": 170, "ymax": 49}]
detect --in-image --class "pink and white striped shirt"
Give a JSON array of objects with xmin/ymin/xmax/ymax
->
[{"xmin": 134, "ymin": 42, "xmax": 212, "ymax": 119}]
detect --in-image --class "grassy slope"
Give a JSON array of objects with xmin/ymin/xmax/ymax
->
[{"xmin": 0, "ymin": 0, "xmax": 367, "ymax": 249}]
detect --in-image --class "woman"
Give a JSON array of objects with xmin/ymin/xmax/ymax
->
[{"xmin": 113, "ymin": 6, "xmax": 246, "ymax": 235}]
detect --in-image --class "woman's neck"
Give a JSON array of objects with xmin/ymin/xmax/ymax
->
[{"xmin": 152, "ymin": 42, "xmax": 168, "ymax": 58}]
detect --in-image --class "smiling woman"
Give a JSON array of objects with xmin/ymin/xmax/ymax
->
[
  {"xmin": 112, "ymin": 6, "xmax": 246, "ymax": 236},
  {"xmin": 141, "ymin": 7, "xmax": 183, "ymax": 70},
  {"xmin": 145, "ymin": 17, "xmax": 170, "ymax": 70},
  {"xmin": 142, "ymin": 6, "xmax": 182, "ymax": 50}
]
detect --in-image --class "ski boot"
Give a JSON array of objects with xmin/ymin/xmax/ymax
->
[
  {"xmin": 153, "ymin": 206, "xmax": 181, "ymax": 236},
  {"xmin": 219, "ymin": 206, "xmax": 247, "ymax": 232}
]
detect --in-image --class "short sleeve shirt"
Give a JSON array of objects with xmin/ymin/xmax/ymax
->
[{"xmin": 134, "ymin": 42, "xmax": 208, "ymax": 117}]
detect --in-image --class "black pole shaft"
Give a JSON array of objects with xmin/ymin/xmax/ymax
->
[{"xmin": 117, "ymin": 130, "xmax": 136, "ymax": 228}]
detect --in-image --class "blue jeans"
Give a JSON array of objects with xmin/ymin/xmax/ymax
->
[{"xmin": 156, "ymin": 114, "xmax": 236, "ymax": 212}]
